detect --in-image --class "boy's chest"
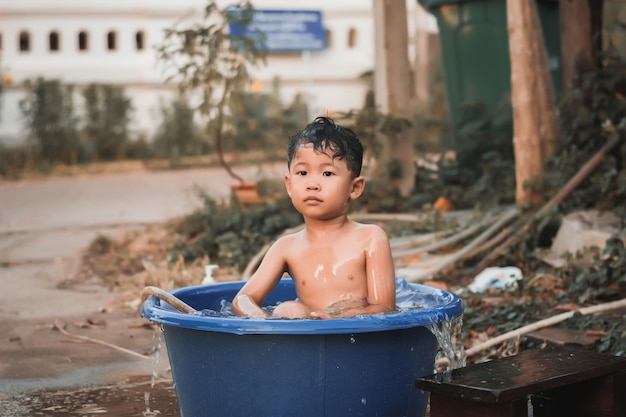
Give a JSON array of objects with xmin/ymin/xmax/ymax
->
[
  {"xmin": 287, "ymin": 243, "xmax": 367, "ymax": 281},
  {"xmin": 289, "ymin": 239, "xmax": 366, "ymax": 271}
]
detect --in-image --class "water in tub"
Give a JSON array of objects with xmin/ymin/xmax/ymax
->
[{"xmin": 196, "ymin": 277, "xmax": 466, "ymax": 371}]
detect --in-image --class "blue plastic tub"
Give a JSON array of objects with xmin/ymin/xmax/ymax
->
[{"xmin": 141, "ymin": 279, "xmax": 463, "ymax": 417}]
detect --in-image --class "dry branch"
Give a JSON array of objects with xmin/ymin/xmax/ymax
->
[
  {"xmin": 54, "ymin": 319, "xmax": 151, "ymax": 361},
  {"xmin": 465, "ymin": 226, "xmax": 515, "ymax": 259},
  {"xmin": 402, "ymin": 208, "xmax": 519, "ymax": 282},
  {"xmin": 390, "ymin": 231, "xmax": 446, "ymax": 251},
  {"xmin": 436, "ymin": 297, "xmax": 626, "ymax": 368},
  {"xmin": 473, "ymin": 132, "xmax": 624, "ymax": 273},
  {"xmin": 393, "ymin": 212, "xmax": 503, "ymax": 260}
]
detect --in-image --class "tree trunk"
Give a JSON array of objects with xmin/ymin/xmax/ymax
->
[
  {"xmin": 413, "ymin": 3, "xmax": 432, "ymax": 110},
  {"xmin": 528, "ymin": 0, "xmax": 559, "ymax": 160},
  {"xmin": 374, "ymin": 0, "xmax": 416, "ymax": 196},
  {"xmin": 560, "ymin": 0, "xmax": 594, "ymax": 93},
  {"xmin": 507, "ymin": 0, "xmax": 560, "ymax": 205}
]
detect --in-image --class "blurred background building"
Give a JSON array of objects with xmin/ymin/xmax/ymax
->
[{"xmin": 0, "ymin": 0, "xmax": 438, "ymax": 146}]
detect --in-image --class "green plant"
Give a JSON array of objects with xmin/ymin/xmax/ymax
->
[
  {"xmin": 338, "ymin": 90, "xmax": 385, "ymax": 162},
  {"xmin": 230, "ymin": 91, "xmax": 281, "ymax": 151},
  {"xmin": 19, "ymin": 78, "xmax": 80, "ymax": 166},
  {"xmin": 0, "ymin": 143, "xmax": 35, "ymax": 178},
  {"xmin": 228, "ymin": 78, "xmax": 308, "ymax": 154},
  {"xmin": 172, "ymin": 194, "xmax": 302, "ymax": 270},
  {"xmin": 281, "ymin": 92, "xmax": 309, "ymax": 136},
  {"xmin": 152, "ymin": 93, "xmax": 208, "ymax": 158},
  {"xmin": 157, "ymin": 0, "xmax": 266, "ymax": 182},
  {"xmin": 428, "ymin": 99, "xmax": 516, "ymax": 210},
  {"xmin": 125, "ymin": 133, "xmax": 154, "ymax": 160},
  {"xmin": 343, "ymin": 95, "xmax": 516, "ymax": 212},
  {"xmin": 82, "ymin": 84, "xmax": 133, "ymax": 161},
  {"xmin": 546, "ymin": 52, "xmax": 626, "ymax": 217}
]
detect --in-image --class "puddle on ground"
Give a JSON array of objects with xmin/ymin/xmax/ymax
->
[{"xmin": 1, "ymin": 376, "xmax": 180, "ymax": 417}]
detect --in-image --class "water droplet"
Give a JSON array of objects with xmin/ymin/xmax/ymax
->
[{"xmin": 427, "ymin": 316, "xmax": 466, "ymax": 370}]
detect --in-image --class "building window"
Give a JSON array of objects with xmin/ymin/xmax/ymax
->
[
  {"xmin": 135, "ymin": 30, "xmax": 145, "ymax": 50},
  {"xmin": 347, "ymin": 28, "xmax": 357, "ymax": 48},
  {"xmin": 78, "ymin": 31, "xmax": 89, "ymax": 51},
  {"xmin": 49, "ymin": 31, "xmax": 60, "ymax": 51},
  {"xmin": 107, "ymin": 31, "xmax": 117, "ymax": 51},
  {"xmin": 19, "ymin": 31, "xmax": 30, "ymax": 52},
  {"xmin": 325, "ymin": 29, "xmax": 332, "ymax": 49}
]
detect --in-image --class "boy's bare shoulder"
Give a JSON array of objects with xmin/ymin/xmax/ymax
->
[
  {"xmin": 273, "ymin": 229, "xmax": 304, "ymax": 247},
  {"xmin": 353, "ymin": 221, "xmax": 388, "ymax": 237}
]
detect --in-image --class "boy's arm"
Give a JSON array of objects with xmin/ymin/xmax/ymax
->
[
  {"xmin": 231, "ymin": 238, "xmax": 289, "ymax": 318},
  {"xmin": 365, "ymin": 225, "xmax": 397, "ymax": 311}
]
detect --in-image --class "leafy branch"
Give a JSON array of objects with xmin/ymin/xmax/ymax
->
[{"xmin": 156, "ymin": 0, "xmax": 267, "ymax": 182}]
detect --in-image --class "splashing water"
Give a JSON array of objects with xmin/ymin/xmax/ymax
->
[
  {"xmin": 143, "ymin": 391, "xmax": 161, "ymax": 416},
  {"xmin": 143, "ymin": 327, "xmax": 165, "ymax": 416},
  {"xmin": 427, "ymin": 316, "xmax": 466, "ymax": 371}
]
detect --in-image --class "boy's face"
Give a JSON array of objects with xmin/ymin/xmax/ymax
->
[{"xmin": 284, "ymin": 144, "xmax": 364, "ymax": 220}]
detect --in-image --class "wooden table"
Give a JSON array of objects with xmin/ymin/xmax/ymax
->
[{"xmin": 414, "ymin": 346, "xmax": 626, "ymax": 417}]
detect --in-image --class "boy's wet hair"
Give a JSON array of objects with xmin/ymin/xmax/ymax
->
[{"xmin": 287, "ymin": 116, "xmax": 363, "ymax": 177}]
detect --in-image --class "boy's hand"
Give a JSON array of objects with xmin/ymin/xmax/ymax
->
[
  {"xmin": 232, "ymin": 294, "xmax": 270, "ymax": 318},
  {"xmin": 309, "ymin": 310, "xmax": 332, "ymax": 319}
]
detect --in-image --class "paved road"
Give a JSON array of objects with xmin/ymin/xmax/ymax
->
[
  {"xmin": 0, "ymin": 164, "xmax": 284, "ymax": 233},
  {"xmin": 0, "ymin": 163, "xmax": 284, "ymax": 319}
]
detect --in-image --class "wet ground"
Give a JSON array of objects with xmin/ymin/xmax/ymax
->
[
  {"xmin": 0, "ymin": 163, "xmax": 283, "ymax": 417},
  {"xmin": 3, "ymin": 376, "xmax": 180, "ymax": 417}
]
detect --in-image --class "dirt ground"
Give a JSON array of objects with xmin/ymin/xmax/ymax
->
[{"xmin": 0, "ymin": 163, "xmax": 284, "ymax": 415}]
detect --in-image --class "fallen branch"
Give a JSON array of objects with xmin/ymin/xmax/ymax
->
[
  {"xmin": 351, "ymin": 213, "xmax": 429, "ymax": 223},
  {"xmin": 436, "ymin": 297, "xmax": 626, "ymax": 367},
  {"xmin": 393, "ymin": 213, "xmax": 500, "ymax": 260},
  {"xmin": 473, "ymin": 132, "xmax": 624, "ymax": 273},
  {"xmin": 403, "ymin": 208, "xmax": 519, "ymax": 282},
  {"xmin": 54, "ymin": 319, "xmax": 151, "ymax": 361},
  {"xmin": 390, "ymin": 231, "xmax": 447, "ymax": 251},
  {"xmin": 464, "ymin": 226, "xmax": 514, "ymax": 260}
]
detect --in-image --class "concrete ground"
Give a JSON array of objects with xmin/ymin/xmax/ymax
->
[{"xmin": 0, "ymin": 163, "xmax": 284, "ymax": 398}]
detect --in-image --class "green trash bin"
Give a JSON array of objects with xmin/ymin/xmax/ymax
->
[{"xmin": 418, "ymin": 0, "xmax": 561, "ymax": 125}]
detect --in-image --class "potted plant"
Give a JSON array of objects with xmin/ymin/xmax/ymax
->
[{"xmin": 157, "ymin": 0, "xmax": 268, "ymax": 204}]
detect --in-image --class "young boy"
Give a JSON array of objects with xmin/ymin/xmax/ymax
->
[{"xmin": 232, "ymin": 116, "xmax": 396, "ymax": 319}]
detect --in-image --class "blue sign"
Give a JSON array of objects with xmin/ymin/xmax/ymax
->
[{"xmin": 228, "ymin": 9, "xmax": 326, "ymax": 52}]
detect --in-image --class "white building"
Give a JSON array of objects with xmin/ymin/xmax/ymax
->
[{"xmin": 0, "ymin": 0, "xmax": 436, "ymax": 146}]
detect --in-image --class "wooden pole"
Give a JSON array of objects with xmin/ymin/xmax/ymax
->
[
  {"xmin": 559, "ymin": 0, "xmax": 594, "ymax": 93},
  {"xmin": 380, "ymin": 0, "xmax": 416, "ymax": 196},
  {"xmin": 528, "ymin": 1, "xmax": 559, "ymax": 159},
  {"xmin": 413, "ymin": 3, "xmax": 432, "ymax": 109},
  {"xmin": 507, "ymin": 0, "xmax": 559, "ymax": 205}
]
